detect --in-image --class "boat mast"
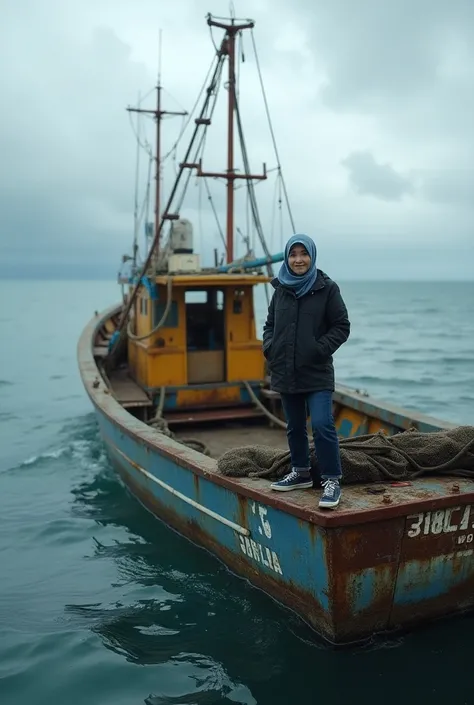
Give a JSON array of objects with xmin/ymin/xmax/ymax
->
[
  {"xmin": 112, "ymin": 17, "xmax": 275, "ymax": 353},
  {"xmin": 127, "ymin": 39, "xmax": 186, "ymax": 260},
  {"xmin": 205, "ymin": 15, "xmax": 266, "ymax": 263},
  {"xmin": 225, "ymin": 23, "xmax": 237, "ymax": 264},
  {"xmin": 155, "ymin": 80, "xmax": 162, "ymax": 252}
]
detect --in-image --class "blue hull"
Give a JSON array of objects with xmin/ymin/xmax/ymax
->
[
  {"xmin": 96, "ymin": 410, "xmax": 335, "ymax": 638},
  {"xmin": 93, "ymin": 407, "xmax": 474, "ymax": 644},
  {"xmin": 79, "ymin": 307, "xmax": 474, "ymax": 645}
]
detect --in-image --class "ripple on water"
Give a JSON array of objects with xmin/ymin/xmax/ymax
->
[{"xmin": 2, "ymin": 278, "xmax": 474, "ymax": 705}]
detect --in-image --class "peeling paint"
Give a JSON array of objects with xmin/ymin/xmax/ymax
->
[{"xmin": 77, "ymin": 306, "xmax": 474, "ymax": 645}]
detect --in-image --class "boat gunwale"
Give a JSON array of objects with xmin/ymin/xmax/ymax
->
[
  {"xmin": 77, "ymin": 304, "xmax": 474, "ymax": 529},
  {"xmin": 153, "ymin": 273, "xmax": 273, "ymax": 285}
]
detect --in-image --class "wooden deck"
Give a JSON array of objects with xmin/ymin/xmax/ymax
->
[
  {"xmin": 108, "ymin": 369, "xmax": 153, "ymax": 408},
  {"xmin": 174, "ymin": 421, "xmax": 288, "ymax": 459}
]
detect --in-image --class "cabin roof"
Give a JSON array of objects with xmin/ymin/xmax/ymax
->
[{"xmin": 154, "ymin": 274, "xmax": 272, "ymax": 287}]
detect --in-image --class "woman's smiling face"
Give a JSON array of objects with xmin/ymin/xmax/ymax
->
[{"xmin": 288, "ymin": 243, "xmax": 311, "ymax": 275}]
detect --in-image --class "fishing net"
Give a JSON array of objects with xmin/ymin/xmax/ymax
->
[{"xmin": 216, "ymin": 426, "xmax": 474, "ymax": 484}]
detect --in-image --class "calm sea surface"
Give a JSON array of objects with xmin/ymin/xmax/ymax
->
[{"xmin": 1, "ymin": 279, "xmax": 473, "ymax": 705}]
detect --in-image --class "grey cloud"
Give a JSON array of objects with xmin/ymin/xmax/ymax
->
[
  {"xmin": 299, "ymin": 0, "xmax": 474, "ymax": 109},
  {"xmin": 417, "ymin": 169, "xmax": 474, "ymax": 207},
  {"xmin": 1, "ymin": 0, "xmax": 473, "ymax": 281},
  {"xmin": 0, "ymin": 1, "xmax": 284, "ymax": 276},
  {"xmin": 0, "ymin": 19, "xmax": 150, "ymax": 269},
  {"xmin": 341, "ymin": 151, "xmax": 414, "ymax": 201}
]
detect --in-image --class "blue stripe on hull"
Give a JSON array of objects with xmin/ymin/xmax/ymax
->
[
  {"xmin": 93, "ymin": 408, "xmax": 474, "ymax": 644},
  {"xmin": 96, "ymin": 411, "xmax": 334, "ymax": 638}
]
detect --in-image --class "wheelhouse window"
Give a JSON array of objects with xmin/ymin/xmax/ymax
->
[
  {"xmin": 153, "ymin": 300, "xmax": 178, "ymax": 328},
  {"xmin": 185, "ymin": 289, "xmax": 225, "ymax": 351}
]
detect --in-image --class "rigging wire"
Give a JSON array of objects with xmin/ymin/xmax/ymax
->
[
  {"xmin": 245, "ymin": 186, "xmax": 250, "ymax": 250},
  {"xmin": 161, "ymin": 87, "xmax": 188, "ymax": 116},
  {"xmin": 113, "ymin": 51, "xmax": 228, "ymax": 348},
  {"xmin": 278, "ymin": 170, "xmax": 284, "ymax": 250},
  {"xmin": 132, "ymin": 91, "xmax": 141, "ymax": 266},
  {"xmin": 250, "ymin": 28, "xmax": 296, "ymax": 233},
  {"xmin": 175, "ymin": 57, "xmax": 225, "ymax": 214},
  {"xmin": 203, "ymin": 178, "xmax": 226, "ymax": 251},
  {"xmin": 128, "ymin": 51, "xmax": 222, "ymax": 263},
  {"xmin": 128, "ymin": 110, "xmax": 153, "ymax": 157},
  {"xmin": 269, "ymin": 172, "xmax": 278, "ymax": 250},
  {"xmin": 233, "ymin": 84, "xmax": 272, "ymax": 268},
  {"xmin": 160, "ymin": 52, "xmax": 218, "ymax": 164},
  {"xmin": 143, "ymin": 154, "xmax": 153, "ymax": 257},
  {"xmin": 209, "ymin": 22, "xmax": 219, "ymax": 54},
  {"xmin": 132, "ymin": 153, "xmax": 153, "ymax": 262},
  {"xmin": 198, "ymin": 170, "xmax": 203, "ymax": 255}
]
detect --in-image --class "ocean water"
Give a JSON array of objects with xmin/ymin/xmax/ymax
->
[{"xmin": 0, "ymin": 279, "xmax": 473, "ymax": 705}]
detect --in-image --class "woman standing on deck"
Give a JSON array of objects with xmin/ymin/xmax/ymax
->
[{"xmin": 262, "ymin": 234, "xmax": 350, "ymax": 508}]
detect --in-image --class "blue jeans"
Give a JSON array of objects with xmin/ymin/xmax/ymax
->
[{"xmin": 280, "ymin": 390, "xmax": 342, "ymax": 480}]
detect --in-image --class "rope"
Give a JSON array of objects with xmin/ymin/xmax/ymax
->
[
  {"xmin": 233, "ymin": 84, "xmax": 273, "ymax": 276},
  {"xmin": 174, "ymin": 57, "xmax": 225, "ymax": 215},
  {"xmin": 111, "ymin": 51, "xmax": 226, "ymax": 355},
  {"xmin": 203, "ymin": 178, "xmax": 226, "ymax": 252},
  {"xmin": 337, "ymin": 431, "xmax": 474, "ymax": 480},
  {"xmin": 217, "ymin": 424, "xmax": 474, "ymax": 484},
  {"xmin": 147, "ymin": 386, "xmax": 211, "ymax": 455},
  {"xmin": 241, "ymin": 384, "xmax": 474, "ymax": 480},
  {"xmin": 126, "ymin": 276, "xmax": 173, "ymax": 342},
  {"xmin": 250, "ymin": 29, "xmax": 296, "ymax": 233},
  {"xmin": 242, "ymin": 381, "xmax": 287, "ymax": 429},
  {"xmin": 161, "ymin": 53, "xmax": 217, "ymax": 163}
]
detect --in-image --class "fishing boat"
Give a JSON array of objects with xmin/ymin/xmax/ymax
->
[{"xmin": 78, "ymin": 13, "xmax": 474, "ymax": 645}]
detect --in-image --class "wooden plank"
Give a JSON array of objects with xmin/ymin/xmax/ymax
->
[
  {"xmin": 93, "ymin": 346, "xmax": 109, "ymax": 358},
  {"xmin": 108, "ymin": 370, "xmax": 152, "ymax": 408},
  {"xmin": 166, "ymin": 405, "xmax": 264, "ymax": 426},
  {"xmin": 260, "ymin": 388, "xmax": 279, "ymax": 399}
]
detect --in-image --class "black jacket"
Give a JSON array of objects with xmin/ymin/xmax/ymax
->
[{"xmin": 262, "ymin": 270, "xmax": 350, "ymax": 394}]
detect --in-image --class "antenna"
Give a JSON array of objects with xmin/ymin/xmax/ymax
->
[
  {"xmin": 158, "ymin": 28, "xmax": 163, "ymax": 86},
  {"xmin": 132, "ymin": 90, "xmax": 141, "ymax": 268},
  {"xmin": 127, "ymin": 30, "xmax": 186, "ymax": 260}
]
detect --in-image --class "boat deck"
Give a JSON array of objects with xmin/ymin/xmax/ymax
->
[
  {"xmin": 82, "ymin": 311, "xmax": 474, "ymax": 527},
  {"xmin": 107, "ymin": 369, "xmax": 153, "ymax": 409},
  {"xmin": 173, "ymin": 420, "xmax": 474, "ymax": 524},
  {"xmin": 174, "ymin": 421, "xmax": 288, "ymax": 458}
]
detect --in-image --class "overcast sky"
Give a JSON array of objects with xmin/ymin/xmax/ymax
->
[{"xmin": 1, "ymin": 0, "xmax": 473, "ymax": 280}]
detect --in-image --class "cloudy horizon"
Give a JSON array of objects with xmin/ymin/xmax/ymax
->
[{"xmin": 1, "ymin": 0, "xmax": 473, "ymax": 281}]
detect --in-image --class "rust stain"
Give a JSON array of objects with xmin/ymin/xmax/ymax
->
[
  {"xmin": 305, "ymin": 519, "xmax": 319, "ymax": 548},
  {"xmin": 236, "ymin": 493, "xmax": 249, "ymax": 534},
  {"xmin": 78, "ymin": 306, "xmax": 474, "ymax": 535},
  {"xmin": 111, "ymin": 452, "xmax": 335, "ymax": 642},
  {"xmin": 101, "ymin": 422, "xmax": 474, "ymax": 644},
  {"xmin": 176, "ymin": 386, "xmax": 241, "ymax": 409},
  {"xmin": 390, "ymin": 565, "xmax": 474, "ymax": 631},
  {"xmin": 193, "ymin": 472, "xmax": 200, "ymax": 501},
  {"xmin": 324, "ymin": 518, "xmax": 405, "ymax": 641}
]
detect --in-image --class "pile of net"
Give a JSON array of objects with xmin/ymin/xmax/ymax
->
[{"xmin": 217, "ymin": 426, "xmax": 474, "ymax": 484}]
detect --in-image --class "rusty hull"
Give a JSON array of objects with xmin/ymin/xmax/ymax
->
[
  {"xmin": 77, "ymin": 306, "xmax": 474, "ymax": 645},
  {"xmin": 107, "ymin": 444, "xmax": 334, "ymax": 641},
  {"xmin": 77, "ymin": 306, "xmax": 474, "ymax": 532}
]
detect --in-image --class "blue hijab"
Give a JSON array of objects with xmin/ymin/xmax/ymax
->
[{"xmin": 277, "ymin": 233, "xmax": 318, "ymax": 298}]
